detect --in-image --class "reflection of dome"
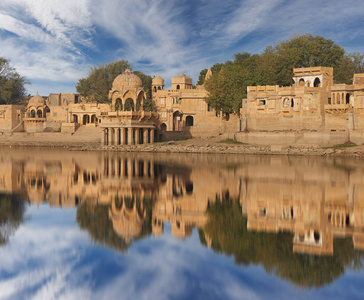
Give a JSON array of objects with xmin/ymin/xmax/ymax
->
[
  {"xmin": 152, "ymin": 75, "xmax": 164, "ymax": 85},
  {"xmin": 28, "ymin": 92, "xmax": 45, "ymax": 107},
  {"xmin": 109, "ymin": 198, "xmax": 146, "ymax": 243},
  {"xmin": 112, "ymin": 69, "xmax": 143, "ymax": 90}
]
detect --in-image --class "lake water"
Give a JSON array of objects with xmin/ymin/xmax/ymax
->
[{"xmin": 1, "ymin": 147, "xmax": 364, "ymax": 300}]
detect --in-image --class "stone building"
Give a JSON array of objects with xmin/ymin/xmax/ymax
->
[{"xmin": 152, "ymin": 67, "xmax": 240, "ymax": 138}]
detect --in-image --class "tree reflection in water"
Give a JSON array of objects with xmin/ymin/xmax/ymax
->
[
  {"xmin": 0, "ymin": 194, "xmax": 26, "ymax": 246},
  {"xmin": 76, "ymin": 196, "xmax": 153, "ymax": 252},
  {"xmin": 200, "ymin": 196, "xmax": 364, "ymax": 288}
]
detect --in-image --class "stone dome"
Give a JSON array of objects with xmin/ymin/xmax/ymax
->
[
  {"xmin": 152, "ymin": 75, "xmax": 164, "ymax": 85},
  {"xmin": 28, "ymin": 92, "xmax": 45, "ymax": 107},
  {"xmin": 112, "ymin": 69, "xmax": 143, "ymax": 90}
]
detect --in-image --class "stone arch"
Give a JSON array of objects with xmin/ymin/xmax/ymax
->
[
  {"xmin": 160, "ymin": 123, "xmax": 167, "ymax": 132},
  {"xmin": 45, "ymin": 106, "xmax": 50, "ymax": 116},
  {"xmin": 115, "ymin": 98, "xmax": 123, "ymax": 111},
  {"xmin": 83, "ymin": 114, "xmax": 90, "ymax": 125},
  {"xmin": 91, "ymin": 114, "xmax": 97, "ymax": 124},
  {"xmin": 73, "ymin": 114, "xmax": 78, "ymax": 123},
  {"xmin": 283, "ymin": 97, "xmax": 290, "ymax": 108},
  {"xmin": 37, "ymin": 109, "xmax": 43, "ymax": 118},
  {"xmin": 154, "ymin": 86, "xmax": 157, "ymax": 92},
  {"xmin": 124, "ymin": 98, "xmax": 134, "ymax": 111},
  {"xmin": 136, "ymin": 91, "xmax": 144, "ymax": 111},
  {"xmin": 186, "ymin": 116, "xmax": 194, "ymax": 126},
  {"xmin": 346, "ymin": 93, "xmax": 350, "ymax": 104},
  {"xmin": 299, "ymin": 78, "xmax": 305, "ymax": 87},
  {"xmin": 30, "ymin": 110, "xmax": 36, "ymax": 118},
  {"xmin": 173, "ymin": 111, "xmax": 182, "ymax": 131},
  {"xmin": 314, "ymin": 77, "xmax": 321, "ymax": 87},
  {"xmin": 306, "ymin": 80, "xmax": 311, "ymax": 87},
  {"xmin": 176, "ymin": 84, "xmax": 180, "ymax": 90}
]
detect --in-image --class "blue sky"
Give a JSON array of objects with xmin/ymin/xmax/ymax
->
[{"xmin": 0, "ymin": 0, "xmax": 364, "ymax": 96}]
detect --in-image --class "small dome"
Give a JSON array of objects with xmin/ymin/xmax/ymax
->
[
  {"xmin": 152, "ymin": 75, "xmax": 164, "ymax": 85},
  {"xmin": 112, "ymin": 69, "xmax": 143, "ymax": 90},
  {"xmin": 28, "ymin": 92, "xmax": 45, "ymax": 107}
]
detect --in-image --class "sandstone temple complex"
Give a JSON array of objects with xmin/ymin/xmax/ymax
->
[{"xmin": 1, "ymin": 66, "xmax": 364, "ymax": 146}]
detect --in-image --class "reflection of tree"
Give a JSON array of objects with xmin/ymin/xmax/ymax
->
[
  {"xmin": 77, "ymin": 202, "xmax": 129, "ymax": 252},
  {"xmin": 76, "ymin": 197, "xmax": 153, "ymax": 253},
  {"xmin": 200, "ymin": 197, "xmax": 364, "ymax": 288},
  {"xmin": 0, "ymin": 194, "xmax": 26, "ymax": 245}
]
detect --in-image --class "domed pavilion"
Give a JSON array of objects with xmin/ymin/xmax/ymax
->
[{"xmin": 100, "ymin": 69, "xmax": 159, "ymax": 146}]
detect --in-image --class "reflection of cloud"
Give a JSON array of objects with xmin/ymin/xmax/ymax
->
[{"xmin": 1, "ymin": 205, "xmax": 364, "ymax": 299}]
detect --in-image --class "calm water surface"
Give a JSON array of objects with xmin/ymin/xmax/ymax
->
[{"xmin": 1, "ymin": 147, "xmax": 364, "ymax": 300}]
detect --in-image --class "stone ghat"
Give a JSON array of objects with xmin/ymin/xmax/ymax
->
[{"xmin": 0, "ymin": 134, "xmax": 363, "ymax": 157}]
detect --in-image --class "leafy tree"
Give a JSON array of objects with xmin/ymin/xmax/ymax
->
[
  {"xmin": 76, "ymin": 202, "xmax": 129, "ymax": 252},
  {"xmin": 0, "ymin": 58, "xmax": 27, "ymax": 104},
  {"xmin": 0, "ymin": 194, "xmax": 26, "ymax": 245},
  {"xmin": 260, "ymin": 34, "xmax": 345, "ymax": 86},
  {"xmin": 76, "ymin": 59, "xmax": 131, "ymax": 103},
  {"xmin": 133, "ymin": 71, "xmax": 154, "ymax": 111},
  {"xmin": 201, "ymin": 35, "xmax": 350, "ymax": 114},
  {"xmin": 201, "ymin": 195, "xmax": 364, "ymax": 288},
  {"xmin": 335, "ymin": 52, "xmax": 364, "ymax": 84},
  {"xmin": 197, "ymin": 63, "xmax": 224, "ymax": 86}
]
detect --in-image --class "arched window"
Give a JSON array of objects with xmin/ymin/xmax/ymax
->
[
  {"xmin": 83, "ymin": 115, "xmax": 90, "ymax": 125},
  {"xmin": 124, "ymin": 98, "xmax": 134, "ymax": 111},
  {"xmin": 73, "ymin": 114, "xmax": 78, "ymax": 123},
  {"xmin": 346, "ymin": 93, "xmax": 350, "ymax": 104},
  {"xmin": 299, "ymin": 79, "xmax": 305, "ymax": 87},
  {"xmin": 283, "ymin": 97, "xmax": 290, "ymax": 108},
  {"xmin": 30, "ymin": 110, "xmax": 35, "ymax": 118},
  {"xmin": 115, "ymin": 98, "xmax": 122, "ymax": 111},
  {"xmin": 37, "ymin": 110, "xmax": 43, "ymax": 118},
  {"xmin": 186, "ymin": 116, "xmax": 194, "ymax": 126},
  {"xmin": 91, "ymin": 115, "xmax": 97, "ymax": 123},
  {"xmin": 160, "ymin": 123, "xmax": 167, "ymax": 132},
  {"xmin": 314, "ymin": 77, "xmax": 321, "ymax": 87},
  {"xmin": 176, "ymin": 84, "xmax": 180, "ymax": 90},
  {"xmin": 154, "ymin": 86, "xmax": 157, "ymax": 93}
]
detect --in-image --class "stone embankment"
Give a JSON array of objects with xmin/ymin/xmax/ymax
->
[{"xmin": 1, "ymin": 132, "xmax": 363, "ymax": 157}]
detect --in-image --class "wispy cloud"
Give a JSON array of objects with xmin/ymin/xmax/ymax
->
[{"xmin": 0, "ymin": 0, "xmax": 364, "ymax": 94}]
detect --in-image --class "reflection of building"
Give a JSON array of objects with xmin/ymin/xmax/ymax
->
[
  {"xmin": 238, "ymin": 156, "xmax": 364, "ymax": 255},
  {"xmin": 2, "ymin": 148, "xmax": 364, "ymax": 255}
]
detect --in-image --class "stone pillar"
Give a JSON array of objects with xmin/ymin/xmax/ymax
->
[
  {"xmin": 128, "ymin": 159, "xmax": 134, "ymax": 177},
  {"xmin": 143, "ymin": 128, "xmax": 149, "ymax": 144},
  {"xmin": 144, "ymin": 160, "xmax": 149, "ymax": 177},
  {"xmin": 127, "ymin": 128, "xmax": 133, "ymax": 145},
  {"xmin": 150, "ymin": 129, "xmax": 155, "ymax": 144},
  {"xmin": 101, "ymin": 129, "xmax": 106, "ymax": 145},
  {"xmin": 120, "ymin": 128, "xmax": 125, "ymax": 145},
  {"xmin": 115, "ymin": 129, "xmax": 120, "ymax": 145},
  {"xmin": 110, "ymin": 128, "xmax": 115, "ymax": 145},
  {"xmin": 135, "ymin": 128, "xmax": 140, "ymax": 145},
  {"xmin": 135, "ymin": 160, "xmax": 139, "ymax": 177}
]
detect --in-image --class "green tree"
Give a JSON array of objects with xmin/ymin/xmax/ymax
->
[
  {"xmin": 259, "ymin": 34, "xmax": 345, "ymax": 86},
  {"xmin": 0, "ymin": 194, "xmax": 26, "ymax": 245},
  {"xmin": 0, "ymin": 58, "xmax": 27, "ymax": 104},
  {"xmin": 335, "ymin": 52, "xmax": 364, "ymax": 84},
  {"xmin": 197, "ymin": 63, "xmax": 224, "ymax": 86},
  {"xmin": 76, "ymin": 59, "xmax": 131, "ymax": 103},
  {"xmin": 133, "ymin": 71, "xmax": 154, "ymax": 111}
]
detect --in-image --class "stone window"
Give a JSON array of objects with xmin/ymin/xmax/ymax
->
[
  {"xmin": 186, "ymin": 115, "xmax": 194, "ymax": 126},
  {"xmin": 314, "ymin": 77, "xmax": 321, "ymax": 87},
  {"xmin": 283, "ymin": 97, "xmax": 290, "ymax": 108},
  {"xmin": 257, "ymin": 99, "xmax": 266, "ymax": 106},
  {"xmin": 160, "ymin": 98, "xmax": 165, "ymax": 105}
]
